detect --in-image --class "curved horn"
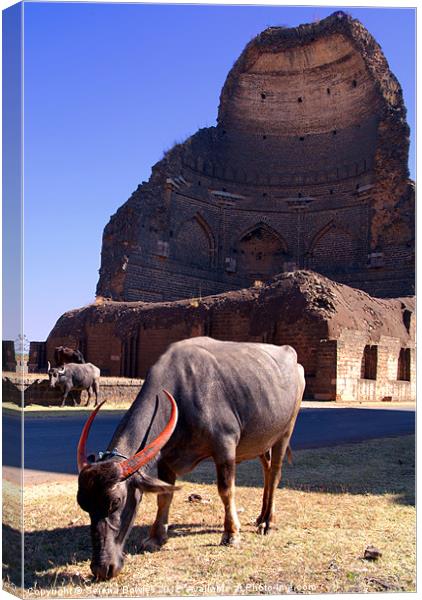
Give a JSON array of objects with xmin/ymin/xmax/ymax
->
[
  {"xmin": 77, "ymin": 400, "xmax": 107, "ymax": 472},
  {"xmin": 58, "ymin": 366, "xmax": 66, "ymax": 375},
  {"xmin": 47, "ymin": 361, "xmax": 51, "ymax": 372},
  {"xmin": 119, "ymin": 390, "xmax": 178, "ymax": 480}
]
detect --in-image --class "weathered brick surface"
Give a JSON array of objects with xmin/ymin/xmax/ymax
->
[
  {"xmin": 96, "ymin": 12, "xmax": 414, "ymax": 303},
  {"xmin": 47, "ymin": 271, "xmax": 415, "ymax": 402},
  {"xmin": 2, "ymin": 373, "xmax": 143, "ymax": 407},
  {"xmin": 43, "ymin": 13, "xmax": 415, "ymax": 406},
  {"xmin": 2, "ymin": 341, "xmax": 17, "ymax": 372}
]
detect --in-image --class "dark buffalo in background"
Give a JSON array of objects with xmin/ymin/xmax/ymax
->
[
  {"xmin": 76, "ymin": 337, "xmax": 305, "ymax": 580},
  {"xmin": 54, "ymin": 346, "xmax": 85, "ymax": 366},
  {"xmin": 48, "ymin": 362, "xmax": 100, "ymax": 407}
]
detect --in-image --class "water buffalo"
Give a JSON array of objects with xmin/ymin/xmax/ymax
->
[
  {"xmin": 48, "ymin": 362, "xmax": 100, "ymax": 407},
  {"xmin": 54, "ymin": 346, "xmax": 85, "ymax": 366},
  {"xmin": 76, "ymin": 337, "xmax": 305, "ymax": 580}
]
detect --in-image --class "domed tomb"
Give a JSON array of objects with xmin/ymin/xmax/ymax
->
[{"xmin": 97, "ymin": 11, "xmax": 414, "ymax": 302}]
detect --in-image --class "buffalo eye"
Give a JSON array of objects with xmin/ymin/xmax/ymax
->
[{"xmin": 109, "ymin": 497, "xmax": 121, "ymax": 513}]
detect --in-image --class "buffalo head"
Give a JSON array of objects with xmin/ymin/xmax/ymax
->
[
  {"xmin": 76, "ymin": 391, "xmax": 178, "ymax": 580},
  {"xmin": 47, "ymin": 362, "xmax": 65, "ymax": 389}
]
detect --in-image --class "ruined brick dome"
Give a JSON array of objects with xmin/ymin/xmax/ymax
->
[
  {"xmin": 97, "ymin": 11, "xmax": 414, "ymax": 303},
  {"xmin": 217, "ymin": 13, "xmax": 397, "ymax": 183}
]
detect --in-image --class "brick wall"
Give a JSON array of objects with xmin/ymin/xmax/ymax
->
[
  {"xmin": 3, "ymin": 373, "xmax": 143, "ymax": 407},
  {"xmin": 335, "ymin": 330, "xmax": 415, "ymax": 402},
  {"xmin": 96, "ymin": 14, "xmax": 413, "ymax": 304},
  {"xmin": 2, "ymin": 341, "xmax": 16, "ymax": 372},
  {"xmin": 48, "ymin": 271, "xmax": 416, "ymax": 404}
]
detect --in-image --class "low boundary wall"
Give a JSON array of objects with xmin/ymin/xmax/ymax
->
[{"xmin": 2, "ymin": 372, "xmax": 143, "ymax": 407}]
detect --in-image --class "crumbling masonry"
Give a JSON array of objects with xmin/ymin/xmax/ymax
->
[
  {"xmin": 47, "ymin": 271, "xmax": 415, "ymax": 402},
  {"xmin": 45, "ymin": 12, "xmax": 415, "ymax": 403},
  {"xmin": 96, "ymin": 11, "xmax": 414, "ymax": 302}
]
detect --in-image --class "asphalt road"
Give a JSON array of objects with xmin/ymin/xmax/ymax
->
[{"xmin": 3, "ymin": 406, "xmax": 415, "ymax": 476}]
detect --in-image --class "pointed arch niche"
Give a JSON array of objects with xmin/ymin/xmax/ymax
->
[
  {"xmin": 306, "ymin": 220, "xmax": 359, "ymax": 274},
  {"xmin": 236, "ymin": 223, "xmax": 288, "ymax": 278},
  {"xmin": 173, "ymin": 213, "xmax": 216, "ymax": 269}
]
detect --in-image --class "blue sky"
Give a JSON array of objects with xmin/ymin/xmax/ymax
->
[{"xmin": 16, "ymin": 2, "xmax": 416, "ymax": 342}]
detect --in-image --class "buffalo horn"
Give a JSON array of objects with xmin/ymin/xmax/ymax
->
[
  {"xmin": 77, "ymin": 400, "xmax": 107, "ymax": 472},
  {"xmin": 119, "ymin": 390, "xmax": 178, "ymax": 480},
  {"xmin": 58, "ymin": 366, "xmax": 66, "ymax": 374},
  {"xmin": 47, "ymin": 361, "xmax": 51, "ymax": 372}
]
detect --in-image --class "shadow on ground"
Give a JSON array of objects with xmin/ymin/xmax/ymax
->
[
  {"xmin": 3, "ymin": 436, "xmax": 414, "ymax": 590},
  {"xmin": 182, "ymin": 434, "xmax": 415, "ymax": 507},
  {"xmin": 2, "ymin": 521, "xmax": 224, "ymax": 590}
]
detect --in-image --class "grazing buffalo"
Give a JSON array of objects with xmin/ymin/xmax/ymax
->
[
  {"xmin": 76, "ymin": 337, "xmax": 305, "ymax": 580},
  {"xmin": 54, "ymin": 346, "xmax": 85, "ymax": 366},
  {"xmin": 48, "ymin": 362, "xmax": 100, "ymax": 407}
]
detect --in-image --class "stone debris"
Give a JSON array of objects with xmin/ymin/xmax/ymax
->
[
  {"xmin": 363, "ymin": 545, "xmax": 382, "ymax": 561},
  {"xmin": 187, "ymin": 493, "xmax": 212, "ymax": 504}
]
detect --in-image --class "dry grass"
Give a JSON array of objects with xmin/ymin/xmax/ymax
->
[
  {"xmin": 3, "ymin": 435, "xmax": 415, "ymax": 598},
  {"xmin": 2, "ymin": 403, "xmax": 131, "ymax": 417}
]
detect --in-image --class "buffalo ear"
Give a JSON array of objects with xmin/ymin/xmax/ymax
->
[{"xmin": 136, "ymin": 473, "xmax": 181, "ymax": 494}]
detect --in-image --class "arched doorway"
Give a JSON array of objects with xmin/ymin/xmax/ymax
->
[{"xmin": 236, "ymin": 224, "xmax": 288, "ymax": 279}]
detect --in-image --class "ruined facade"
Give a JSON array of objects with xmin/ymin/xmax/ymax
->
[
  {"xmin": 47, "ymin": 270, "xmax": 416, "ymax": 402},
  {"xmin": 97, "ymin": 11, "xmax": 414, "ymax": 303},
  {"xmin": 43, "ymin": 12, "xmax": 415, "ymax": 404}
]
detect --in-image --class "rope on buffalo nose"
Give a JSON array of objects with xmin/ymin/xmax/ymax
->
[{"xmin": 97, "ymin": 448, "xmax": 129, "ymax": 462}]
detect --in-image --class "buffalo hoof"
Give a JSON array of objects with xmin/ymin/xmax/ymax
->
[
  {"xmin": 257, "ymin": 522, "xmax": 277, "ymax": 536},
  {"xmin": 220, "ymin": 532, "xmax": 241, "ymax": 547},
  {"xmin": 140, "ymin": 536, "xmax": 167, "ymax": 553}
]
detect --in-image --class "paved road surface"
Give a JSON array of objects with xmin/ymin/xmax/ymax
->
[{"xmin": 3, "ymin": 407, "xmax": 415, "ymax": 478}]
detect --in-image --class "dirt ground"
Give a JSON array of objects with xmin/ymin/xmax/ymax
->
[{"xmin": 2, "ymin": 435, "xmax": 415, "ymax": 597}]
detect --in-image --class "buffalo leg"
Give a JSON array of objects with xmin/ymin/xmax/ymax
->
[
  {"xmin": 141, "ymin": 461, "xmax": 176, "ymax": 553},
  {"xmin": 256, "ymin": 450, "xmax": 272, "ymax": 526},
  {"xmin": 216, "ymin": 460, "xmax": 241, "ymax": 546},
  {"xmin": 84, "ymin": 387, "xmax": 92, "ymax": 407},
  {"xmin": 257, "ymin": 437, "xmax": 290, "ymax": 535},
  {"xmin": 92, "ymin": 381, "xmax": 99, "ymax": 407},
  {"xmin": 61, "ymin": 387, "xmax": 70, "ymax": 407}
]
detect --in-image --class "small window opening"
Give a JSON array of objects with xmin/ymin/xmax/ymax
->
[
  {"xmin": 261, "ymin": 92, "xmax": 266, "ymax": 100},
  {"xmin": 332, "ymin": 130, "xmax": 337, "ymax": 136},
  {"xmin": 326, "ymin": 88, "xmax": 331, "ymax": 95},
  {"xmin": 262, "ymin": 135, "xmax": 267, "ymax": 140},
  {"xmin": 298, "ymin": 97, "xmax": 303, "ymax": 103},
  {"xmin": 169, "ymin": 230, "xmax": 173, "ymax": 238},
  {"xmin": 299, "ymin": 136, "xmax": 305, "ymax": 141},
  {"xmin": 222, "ymin": 130, "xmax": 227, "ymax": 135},
  {"xmin": 403, "ymin": 309, "xmax": 412, "ymax": 333},
  {"xmin": 361, "ymin": 345, "xmax": 377, "ymax": 380},
  {"xmin": 198, "ymin": 180, "xmax": 201, "ymax": 186},
  {"xmin": 222, "ymin": 188, "xmax": 227, "ymax": 192},
  {"xmin": 356, "ymin": 183, "xmax": 360, "ymax": 190},
  {"xmin": 330, "ymin": 189, "xmax": 334, "ymax": 195},
  {"xmin": 352, "ymin": 79, "xmax": 357, "ymax": 88},
  {"xmin": 298, "ymin": 193, "xmax": 302, "ymax": 198},
  {"xmin": 397, "ymin": 348, "xmax": 411, "ymax": 381},
  {"xmin": 262, "ymin": 192, "xmax": 267, "ymax": 198}
]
